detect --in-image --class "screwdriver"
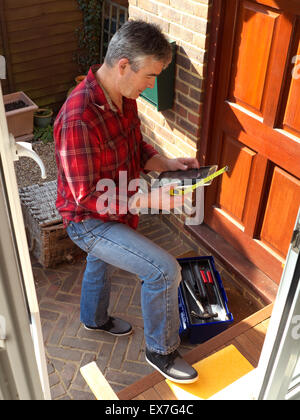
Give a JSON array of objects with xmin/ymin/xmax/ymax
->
[{"xmin": 199, "ymin": 268, "xmax": 217, "ymax": 305}]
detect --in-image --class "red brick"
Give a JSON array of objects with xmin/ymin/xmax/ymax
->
[
  {"xmin": 174, "ymin": 102, "xmax": 188, "ymax": 118},
  {"xmin": 157, "ymin": 3, "xmax": 181, "ymax": 24},
  {"xmin": 137, "ymin": 0, "xmax": 158, "ymax": 14},
  {"xmin": 182, "ymin": 14, "xmax": 208, "ymax": 34},
  {"xmin": 190, "ymin": 87, "xmax": 204, "ymax": 102},
  {"xmin": 178, "ymin": 44, "xmax": 205, "ymax": 64},
  {"xmin": 47, "ymin": 345, "xmax": 83, "ymax": 362},
  {"xmin": 175, "ymin": 79, "xmax": 189, "ymax": 95},
  {"xmin": 106, "ymin": 368, "xmax": 142, "ymax": 386},
  {"xmin": 176, "ymin": 53, "xmax": 191, "ymax": 71},
  {"xmin": 176, "ymin": 115, "xmax": 200, "ymax": 137},
  {"xmin": 169, "ymin": 23, "xmax": 193, "ymax": 44},
  {"xmin": 178, "ymin": 68, "xmax": 203, "ymax": 90},
  {"xmin": 188, "ymin": 111, "xmax": 201, "ymax": 126},
  {"xmin": 162, "ymin": 109, "xmax": 176, "ymax": 122},
  {"xmin": 177, "ymin": 92, "xmax": 201, "ymax": 113},
  {"xmin": 61, "ymin": 336, "xmax": 100, "ymax": 352}
]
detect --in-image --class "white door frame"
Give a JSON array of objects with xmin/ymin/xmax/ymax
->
[{"xmin": 0, "ymin": 80, "xmax": 50, "ymax": 400}]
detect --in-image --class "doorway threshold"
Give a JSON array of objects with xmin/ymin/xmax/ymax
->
[{"xmin": 185, "ymin": 223, "xmax": 278, "ymax": 305}]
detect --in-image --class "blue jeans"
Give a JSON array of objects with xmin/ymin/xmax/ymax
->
[{"xmin": 66, "ymin": 218, "xmax": 182, "ymax": 354}]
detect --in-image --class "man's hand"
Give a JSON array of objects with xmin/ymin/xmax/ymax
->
[
  {"xmin": 129, "ymin": 184, "xmax": 192, "ymax": 213},
  {"xmin": 166, "ymin": 157, "xmax": 199, "ymax": 171},
  {"xmin": 144, "ymin": 155, "xmax": 199, "ymax": 172}
]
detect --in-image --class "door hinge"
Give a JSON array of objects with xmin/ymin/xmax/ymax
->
[{"xmin": 0, "ymin": 315, "xmax": 6, "ymax": 349}]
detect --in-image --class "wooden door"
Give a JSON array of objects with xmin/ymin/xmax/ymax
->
[{"xmin": 205, "ymin": 0, "xmax": 300, "ymax": 284}]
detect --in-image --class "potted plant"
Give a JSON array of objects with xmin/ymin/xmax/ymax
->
[
  {"xmin": 34, "ymin": 108, "xmax": 53, "ymax": 128},
  {"xmin": 4, "ymin": 91, "xmax": 38, "ymax": 139},
  {"xmin": 67, "ymin": 75, "xmax": 86, "ymax": 97},
  {"xmin": 33, "ymin": 124, "xmax": 53, "ymax": 144}
]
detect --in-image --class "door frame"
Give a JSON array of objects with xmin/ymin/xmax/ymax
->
[
  {"xmin": 197, "ymin": 0, "xmax": 225, "ymax": 167},
  {"xmin": 0, "ymin": 79, "xmax": 50, "ymax": 399}
]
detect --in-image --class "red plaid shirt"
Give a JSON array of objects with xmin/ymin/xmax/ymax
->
[{"xmin": 54, "ymin": 65, "xmax": 158, "ymax": 228}]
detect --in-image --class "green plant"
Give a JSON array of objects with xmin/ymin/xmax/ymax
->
[
  {"xmin": 33, "ymin": 125, "xmax": 53, "ymax": 144},
  {"xmin": 75, "ymin": 0, "xmax": 103, "ymax": 74}
]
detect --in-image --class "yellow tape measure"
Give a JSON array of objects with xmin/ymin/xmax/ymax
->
[{"xmin": 170, "ymin": 166, "xmax": 229, "ymax": 196}]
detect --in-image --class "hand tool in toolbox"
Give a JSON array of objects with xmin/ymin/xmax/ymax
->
[
  {"xmin": 178, "ymin": 256, "xmax": 233, "ymax": 344},
  {"xmin": 170, "ymin": 166, "xmax": 229, "ymax": 196},
  {"xmin": 204, "ymin": 260, "xmax": 228, "ymax": 321},
  {"xmin": 198, "ymin": 267, "xmax": 217, "ymax": 305},
  {"xmin": 181, "ymin": 264, "xmax": 218, "ymax": 321}
]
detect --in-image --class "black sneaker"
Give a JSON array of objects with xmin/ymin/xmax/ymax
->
[
  {"xmin": 84, "ymin": 317, "xmax": 132, "ymax": 336},
  {"xmin": 145, "ymin": 348, "xmax": 198, "ymax": 384}
]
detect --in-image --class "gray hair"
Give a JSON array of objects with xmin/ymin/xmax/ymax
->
[{"xmin": 104, "ymin": 20, "xmax": 172, "ymax": 72}]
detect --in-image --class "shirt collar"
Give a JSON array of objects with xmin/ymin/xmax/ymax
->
[{"xmin": 86, "ymin": 65, "xmax": 131, "ymax": 116}]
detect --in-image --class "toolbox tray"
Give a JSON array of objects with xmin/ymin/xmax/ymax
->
[{"xmin": 178, "ymin": 255, "xmax": 233, "ymax": 344}]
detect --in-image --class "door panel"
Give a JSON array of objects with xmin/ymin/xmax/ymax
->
[
  {"xmin": 206, "ymin": 0, "xmax": 300, "ymax": 283},
  {"xmin": 260, "ymin": 166, "xmax": 300, "ymax": 257},
  {"xmin": 228, "ymin": 2, "xmax": 279, "ymax": 116},
  {"xmin": 217, "ymin": 135, "xmax": 256, "ymax": 225},
  {"xmin": 280, "ymin": 19, "xmax": 300, "ymax": 136}
]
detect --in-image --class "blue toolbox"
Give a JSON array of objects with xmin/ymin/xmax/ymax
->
[{"xmin": 178, "ymin": 256, "xmax": 233, "ymax": 344}]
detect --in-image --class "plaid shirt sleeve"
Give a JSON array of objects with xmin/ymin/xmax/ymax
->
[{"xmin": 58, "ymin": 119, "xmax": 129, "ymax": 216}]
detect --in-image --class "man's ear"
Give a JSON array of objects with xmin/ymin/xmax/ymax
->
[{"xmin": 118, "ymin": 58, "xmax": 130, "ymax": 75}]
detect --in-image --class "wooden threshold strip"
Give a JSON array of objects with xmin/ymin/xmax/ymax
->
[{"xmin": 117, "ymin": 304, "xmax": 273, "ymax": 400}]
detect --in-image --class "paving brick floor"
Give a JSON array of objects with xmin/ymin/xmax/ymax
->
[
  {"xmin": 33, "ymin": 214, "xmax": 197, "ymax": 400},
  {"xmin": 32, "ymin": 213, "xmax": 260, "ymax": 400}
]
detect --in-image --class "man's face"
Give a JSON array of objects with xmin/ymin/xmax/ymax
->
[{"xmin": 119, "ymin": 56, "xmax": 166, "ymax": 99}]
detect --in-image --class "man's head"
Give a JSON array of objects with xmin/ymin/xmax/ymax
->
[{"xmin": 104, "ymin": 20, "xmax": 172, "ymax": 72}]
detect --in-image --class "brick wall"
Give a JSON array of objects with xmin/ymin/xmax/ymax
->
[{"xmin": 129, "ymin": 0, "xmax": 212, "ymax": 226}]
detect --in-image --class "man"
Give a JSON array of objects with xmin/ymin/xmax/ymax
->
[{"xmin": 54, "ymin": 20, "xmax": 199, "ymax": 384}]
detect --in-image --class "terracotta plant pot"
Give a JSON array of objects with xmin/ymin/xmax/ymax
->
[
  {"xmin": 4, "ymin": 91, "xmax": 38, "ymax": 139},
  {"xmin": 75, "ymin": 75, "xmax": 86, "ymax": 84},
  {"xmin": 67, "ymin": 75, "xmax": 86, "ymax": 97},
  {"xmin": 34, "ymin": 108, "xmax": 53, "ymax": 128}
]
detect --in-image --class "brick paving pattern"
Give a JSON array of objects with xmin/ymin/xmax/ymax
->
[{"xmin": 33, "ymin": 214, "xmax": 197, "ymax": 400}]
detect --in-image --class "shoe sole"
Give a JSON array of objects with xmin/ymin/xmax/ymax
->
[
  {"xmin": 84, "ymin": 325, "xmax": 133, "ymax": 337},
  {"xmin": 145, "ymin": 355, "xmax": 199, "ymax": 384}
]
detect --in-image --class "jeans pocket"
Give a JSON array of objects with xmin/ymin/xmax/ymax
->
[
  {"xmin": 81, "ymin": 218, "xmax": 105, "ymax": 233},
  {"xmin": 66, "ymin": 222, "xmax": 89, "ymax": 252},
  {"xmin": 66, "ymin": 222, "xmax": 79, "ymax": 240}
]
